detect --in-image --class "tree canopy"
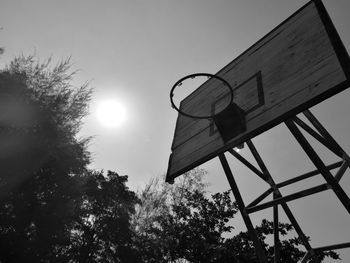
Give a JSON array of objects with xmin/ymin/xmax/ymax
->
[
  {"xmin": 0, "ymin": 55, "xmax": 92, "ymax": 262},
  {"xmin": 68, "ymin": 170, "xmax": 140, "ymax": 263},
  {"xmin": 132, "ymin": 170, "xmax": 340, "ymax": 263}
]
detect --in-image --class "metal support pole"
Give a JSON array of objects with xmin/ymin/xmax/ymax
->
[
  {"xmin": 276, "ymin": 161, "xmax": 342, "ymax": 188},
  {"xmin": 218, "ymin": 153, "xmax": 268, "ymax": 263},
  {"xmin": 273, "ymin": 192, "xmax": 280, "ymax": 263},
  {"xmin": 313, "ymin": 242, "xmax": 350, "ymax": 253},
  {"xmin": 246, "ymin": 184, "xmax": 329, "ymax": 214},
  {"xmin": 221, "ymin": 111, "xmax": 350, "ymax": 262},
  {"xmin": 228, "ymin": 148, "xmax": 268, "ymax": 181},
  {"xmin": 335, "ymin": 160, "xmax": 349, "ymax": 183},
  {"xmin": 285, "ymin": 119, "xmax": 350, "ymax": 215},
  {"xmin": 246, "ymin": 140, "xmax": 314, "ymax": 252},
  {"xmin": 247, "ymin": 187, "xmax": 274, "ymax": 208},
  {"xmin": 300, "ymin": 251, "xmax": 312, "ymax": 263},
  {"xmin": 293, "ymin": 116, "xmax": 343, "ymax": 158},
  {"xmin": 303, "ymin": 110, "xmax": 350, "ymax": 162}
]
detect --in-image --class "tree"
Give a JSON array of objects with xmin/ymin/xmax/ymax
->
[
  {"xmin": 0, "ymin": 55, "xmax": 140, "ymax": 263},
  {"xmin": 132, "ymin": 169, "xmax": 238, "ymax": 262},
  {"xmin": 133, "ymin": 170, "xmax": 340, "ymax": 263},
  {"xmin": 224, "ymin": 219, "xmax": 340, "ymax": 263},
  {"xmin": 68, "ymin": 170, "xmax": 140, "ymax": 263},
  {"xmin": 0, "ymin": 55, "xmax": 92, "ymax": 262}
]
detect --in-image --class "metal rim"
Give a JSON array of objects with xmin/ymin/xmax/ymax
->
[{"xmin": 170, "ymin": 73, "xmax": 234, "ymax": 119}]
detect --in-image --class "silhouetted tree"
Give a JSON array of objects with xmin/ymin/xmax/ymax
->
[
  {"xmin": 0, "ymin": 55, "xmax": 92, "ymax": 262},
  {"xmin": 133, "ymin": 170, "xmax": 340, "ymax": 263},
  {"xmin": 132, "ymin": 169, "xmax": 239, "ymax": 262},
  {"xmin": 68, "ymin": 170, "xmax": 140, "ymax": 263},
  {"xmin": 224, "ymin": 219, "xmax": 340, "ymax": 262}
]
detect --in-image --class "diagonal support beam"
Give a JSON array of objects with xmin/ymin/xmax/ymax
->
[
  {"xmin": 219, "ymin": 153, "xmax": 268, "ymax": 263},
  {"xmin": 273, "ymin": 192, "xmax": 280, "ymax": 263},
  {"xmin": 246, "ymin": 184, "xmax": 329, "ymax": 214},
  {"xmin": 246, "ymin": 140, "xmax": 273, "ymax": 184},
  {"xmin": 247, "ymin": 187, "xmax": 274, "ymax": 208},
  {"xmin": 280, "ymin": 201, "xmax": 313, "ymax": 252},
  {"xmin": 285, "ymin": 119, "xmax": 350, "ymax": 215},
  {"xmin": 245, "ymin": 161, "xmax": 342, "ymax": 208},
  {"xmin": 246, "ymin": 140, "xmax": 313, "ymax": 252},
  {"xmin": 303, "ymin": 110, "xmax": 350, "ymax": 162},
  {"xmin": 313, "ymin": 242, "xmax": 350, "ymax": 253},
  {"xmin": 335, "ymin": 160, "xmax": 349, "ymax": 183},
  {"xmin": 276, "ymin": 161, "xmax": 342, "ymax": 188},
  {"xmin": 228, "ymin": 148, "xmax": 268, "ymax": 182},
  {"xmin": 300, "ymin": 250, "xmax": 312, "ymax": 263},
  {"xmin": 293, "ymin": 116, "xmax": 344, "ymax": 158}
]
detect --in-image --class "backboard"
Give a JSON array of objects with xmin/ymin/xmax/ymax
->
[{"xmin": 166, "ymin": 0, "xmax": 350, "ymax": 183}]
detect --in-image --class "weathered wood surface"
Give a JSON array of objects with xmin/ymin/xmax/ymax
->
[{"xmin": 167, "ymin": 1, "xmax": 349, "ymax": 181}]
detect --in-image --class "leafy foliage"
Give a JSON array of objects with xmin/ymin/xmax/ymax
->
[
  {"xmin": 0, "ymin": 56, "xmax": 92, "ymax": 192},
  {"xmin": 68, "ymin": 170, "xmax": 140, "ymax": 263},
  {"xmin": 225, "ymin": 219, "xmax": 340, "ymax": 263},
  {"xmin": 5, "ymin": 55, "xmax": 92, "ymax": 137},
  {"xmin": 0, "ymin": 55, "xmax": 92, "ymax": 262},
  {"xmin": 133, "ymin": 170, "xmax": 340, "ymax": 263},
  {"xmin": 0, "ymin": 55, "xmax": 141, "ymax": 263},
  {"xmin": 0, "ymin": 164, "xmax": 83, "ymax": 262},
  {"xmin": 132, "ymin": 169, "xmax": 239, "ymax": 262}
]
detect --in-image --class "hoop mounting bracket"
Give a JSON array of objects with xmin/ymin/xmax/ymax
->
[{"xmin": 213, "ymin": 102, "xmax": 246, "ymax": 143}]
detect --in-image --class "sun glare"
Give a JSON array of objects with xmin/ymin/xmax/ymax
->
[{"xmin": 96, "ymin": 99, "xmax": 127, "ymax": 128}]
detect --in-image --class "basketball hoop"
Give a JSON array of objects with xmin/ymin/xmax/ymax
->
[
  {"xmin": 170, "ymin": 73, "xmax": 246, "ymax": 143},
  {"xmin": 170, "ymin": 73, "xmax": 234, "ymax": 120}
]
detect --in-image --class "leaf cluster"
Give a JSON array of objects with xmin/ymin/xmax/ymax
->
[
  {"xmin": 132, "ymin": 170, "xmax": 341, "ymax": 263},
  {"xmin": 0, "ymin": 55, "xmax": 94, "ymax": 262},
  {"xmin": 132, "ymin": 169, "xmax": 239, "ymax": 263},
  {"xmin": 68, "ymin": 171, "xmax": 140, "ymax": 263}
]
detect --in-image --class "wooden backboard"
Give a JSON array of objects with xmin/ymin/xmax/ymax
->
[{"xmin": 166, "ymin": 0, "xmax": 350, "ymax": 183}]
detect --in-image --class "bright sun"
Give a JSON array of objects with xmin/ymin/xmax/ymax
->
[{"xmin": 96, "ymin": 99, "xmax": 127, "ymax": 128}]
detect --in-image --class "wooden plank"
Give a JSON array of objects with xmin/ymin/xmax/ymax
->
[{"xmin": 167, "ymin": 1, "xmax": 350, "ymax": 182}]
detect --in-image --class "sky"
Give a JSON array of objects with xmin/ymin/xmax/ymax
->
[{"xmin": 1, "ymin": 0, "xmax": 350, "ymax": 261}]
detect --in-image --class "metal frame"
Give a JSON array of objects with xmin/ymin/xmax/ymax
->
[
  {"xmin": 219, "ymin": 109, "xmax": 350, "ymax": 263},
  {"xmin": 170, "ymin": 73, "xmax": 234, "ymax": 119}
]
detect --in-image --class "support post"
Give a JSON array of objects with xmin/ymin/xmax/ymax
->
[
  {"xmin": 219, "ymin": 110, "xmax": 349, "ymax": 262},
  {"xmin": 273, "ymin": 192, "xmax": 280, "ymax": 263},
  {"xmin": 218, "ymin": 153, "xmax": 268, "ymax": 263},
  {"xmin": 293, "ymin": 116, "xmax": 343, "ymax": 158},
  {"xmin": 303, "ymin": 110, "xmax": 350, "ymax": 162},
  {"xmin": 285, "ymin": 119, "xmax": 350, "ymax": 215},
  {"xmin": 246, "ymin": 140, "xmax": 314, "ymax": 252}
]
